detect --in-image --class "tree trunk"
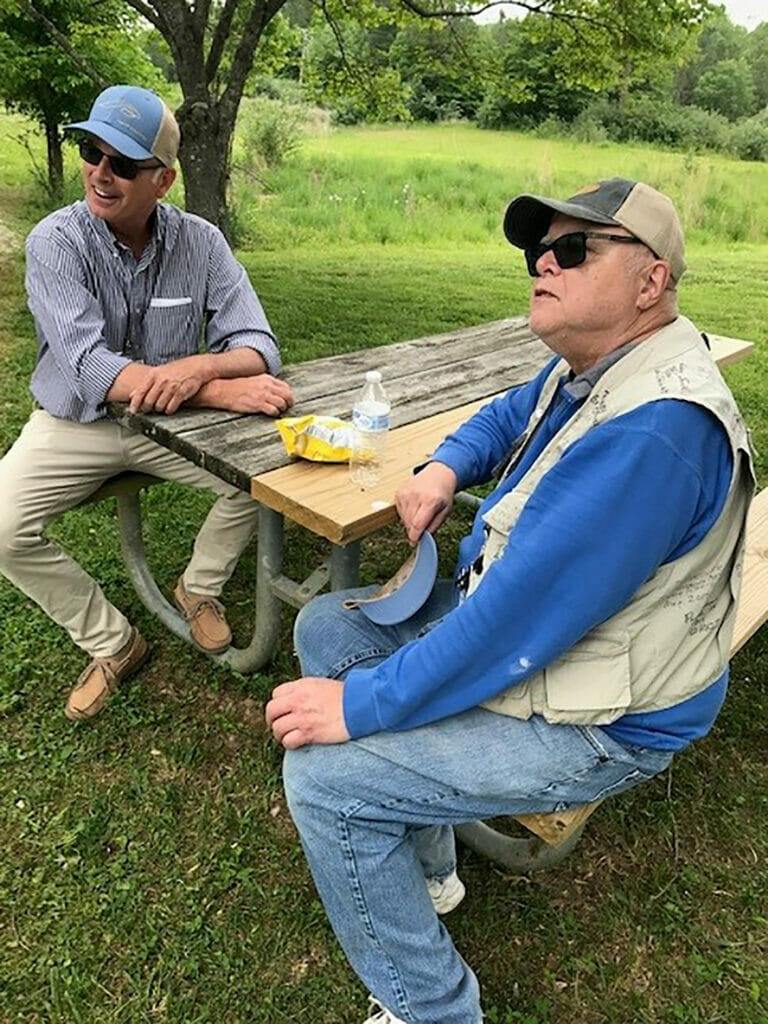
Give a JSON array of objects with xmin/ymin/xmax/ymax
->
[
  {"xmin": 176, "ymin": 99, "xmax": 233, "ymax": 241},
  {"xmin": 44, "ymin": 116, "xmax": 63, "ymax": 199}
]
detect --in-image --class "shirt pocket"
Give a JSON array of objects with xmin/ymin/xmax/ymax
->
[
  {"xmin": 144, "ymin": 300, "xmax": 199, "ymax": 361},
  {"xmin": 544, "ymin": 628, "xmax": 632, "ymax": 715}
]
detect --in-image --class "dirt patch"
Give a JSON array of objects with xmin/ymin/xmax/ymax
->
[{"xmin": 0, "ymin": 217, "xmax": 21, "ymax": 262}]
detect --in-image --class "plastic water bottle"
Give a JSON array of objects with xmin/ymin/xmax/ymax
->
[{"xmin": 349, "ymin": 370, "xmax": 390, "ymax": 488}]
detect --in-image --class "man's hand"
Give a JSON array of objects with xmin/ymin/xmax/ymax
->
[
  {"xmin": 266, "ymin": 677, "xmax": 350, "ymax": 749},
  {"xmin": 198, "ymin": 374, "xmax": 294, "ymax": 416},
  {"xmin": 395, "ymin": 461, "xmax": 458, "ymax": 545},
  {"xmin": 128, "ymin": 354, "xmax": 214, "ymax": 414}
]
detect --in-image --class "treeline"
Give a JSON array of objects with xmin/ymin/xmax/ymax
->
[{"xmin": 203, "ymin": 4, "xmax": 768, "ymax": 163}]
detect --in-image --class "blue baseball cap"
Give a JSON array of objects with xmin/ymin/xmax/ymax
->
[
  {"xmin": 66, "ymin": 85, "xmax": 180, "ymax": 167},
  {"xmin": 345, "ymin": 531, "xmax": 439, "ymax": 626}
]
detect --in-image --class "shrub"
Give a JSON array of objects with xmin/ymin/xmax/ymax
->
[
  {"xmin": 726, "ymin": 117, "xmax": 768, "ymax": 162},
  {"xmin": 238, "ymin": 96, "xmax": 305, "ymax": 170},
  {"xmin": 583, "ymin": 96, "xmax": 729, "ymax": 153}
]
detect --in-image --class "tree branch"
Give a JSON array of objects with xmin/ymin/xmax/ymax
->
[
  {"xmin": 120, "ymin": 0, "xmax": 164, "ymax": 31},
  {"xmin": 205, "ymin": 0, "xmax": 240, "ymax": 84},
  {"xmin": 220, "ymin": 0, "xmax": 287, "ymax": 123},
  {"xmin": 20, "ymin": 0, "xmax": 109, "ymax": 89},
  {"xmin": 398, "ymin": 0, "xmax": 605, "ymax": 32}
]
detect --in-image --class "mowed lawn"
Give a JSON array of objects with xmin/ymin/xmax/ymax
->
[{"xmin": 0, "ymin": 114, "xmax": 767, "ymax": 1024}]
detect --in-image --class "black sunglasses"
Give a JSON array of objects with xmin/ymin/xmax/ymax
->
[
  {"xmin": 77, "ymin": 138, "xmax": 164, "ymax": 180},
  {"xmin": 525, "ymin": 231, "xmax": 645, "ymax": 277}
]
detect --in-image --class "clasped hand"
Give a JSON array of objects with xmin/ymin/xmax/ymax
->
[{"xmin": 129, "ymin": 355, "xmax": 210, "ymax": 414}]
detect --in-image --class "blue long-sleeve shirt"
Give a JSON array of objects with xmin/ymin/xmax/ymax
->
[{"xmin": 343, "ymin": 357, "xmax": 733, "ymax": 750}]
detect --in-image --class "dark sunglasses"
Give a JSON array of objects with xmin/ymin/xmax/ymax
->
[
  {"xmin": 525, "ymin": 231, "xmax": 645, "ymax": 277},
  {"xmin": 77, "ymin": 138, "xmax": 164, "ymax": 180}
]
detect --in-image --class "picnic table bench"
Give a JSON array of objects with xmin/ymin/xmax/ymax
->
[{"xmin": 93, "ymin": 316, "xmax": 762, "ymax": 871}]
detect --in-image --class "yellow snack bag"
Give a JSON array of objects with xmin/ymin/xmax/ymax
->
[{"xmin": 275, "ymin": 415, "xmax": 355, "ymax": 462}]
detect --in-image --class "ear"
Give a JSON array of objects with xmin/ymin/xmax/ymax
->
[
  {"xmin": 637, "ymin": 260, "xmax": 672, "ymax": 310},
  {"xmin": 155, "ymin": 166, "xmax": 176, "ymax": 199}
]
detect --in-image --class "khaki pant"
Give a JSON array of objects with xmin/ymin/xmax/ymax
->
[{"xmin": 0, "ymin": 410, "xmax": 260, "ymax": 657}]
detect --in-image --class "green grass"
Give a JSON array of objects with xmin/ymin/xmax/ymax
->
[
  {"xmin": 232, "ymin": 123, "xmax": 768, "ymax": 249},
  {"xmin": 1, "ymin": 113, "xmax": 767, "ymax": 1024}
]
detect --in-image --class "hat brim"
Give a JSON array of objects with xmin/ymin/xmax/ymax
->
[
  {"xmin": 65, "ymin": 120, "xmax": 155, "ymax": 161},
  {"xmin": 358, "ymin": 531, "xmax": 439, "ymax": 626},
  {"xmin": 503, "ymin": 194, "xmax": 620, "ymax": 249}
]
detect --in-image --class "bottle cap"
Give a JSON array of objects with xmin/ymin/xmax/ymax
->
[{"xmin": 365, "ymin": 370, "xmax": 382, "ymax": 383}]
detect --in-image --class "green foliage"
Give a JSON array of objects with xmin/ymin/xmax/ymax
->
[
  {"xmin": 303, "ymin": 18, "xmax": 411, "ymax": 124},
  {"xmin": 0, "ymin": 1, "xmax": 162, "ymax": 122},
  {"xmin": 692, "ymin": 56, "xmax": 757, "ymax": 120},
  {"xmin": 586, "ymin": 95, "xmax": 731, "ymax": 151},
  {"xmin": 237, "ymin": 95, "xmax": 306, "ymax": 171},
  {"xmin": 727, "ymin": 114, "xmax": 768, "ymax": 163},
  {"xmin": 244, "ymin": 13, "xmax": 303, "ymax": 88},
  {"xmin": 0, "ymin": 0, "xmax": 163, "ymax": 194},
  {"xmin": 389, "ymin": 21, "xmax": 486, "ymax": 121}
]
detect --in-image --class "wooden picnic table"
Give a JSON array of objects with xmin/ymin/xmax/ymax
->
[{"xmin": 107, "ymin": 316, "xmax": 753, "ymax": 674}]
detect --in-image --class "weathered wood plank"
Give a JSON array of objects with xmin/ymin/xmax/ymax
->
[
  {"xmin": 112, "ymin": 316, "xmax": 534, "ymax": 437},
  {"xmin": 113, "ymin": 330, "xmax": 551, "ymax": 491},
  {"xmin": 108, "ymin": 321, "xmax": 753, "ymax": 495}
]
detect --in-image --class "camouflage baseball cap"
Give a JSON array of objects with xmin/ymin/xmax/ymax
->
[{"xmin": 504, "ymin": 178, "xmax": 687, "ymax": 282}]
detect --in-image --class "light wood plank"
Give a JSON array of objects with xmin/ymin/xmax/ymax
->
[
  {"xmin": 251, "ymin": 400, "xmax": 487, "ymax": 543},
  {"xmin": 708, "ymin": 334, "xmax": 754, "ymax": 368},
  {"xmin": 250, "ymin": 334, "xmax": 755, "ymax": 541},
  {"xmin": 731, "ymin": 487, "xmax": 768, "ymax": 653}
]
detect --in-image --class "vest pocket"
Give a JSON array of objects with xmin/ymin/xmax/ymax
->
[{"xmin": 544, "ymin": 628, "xmax": 632, "ymax": 713}]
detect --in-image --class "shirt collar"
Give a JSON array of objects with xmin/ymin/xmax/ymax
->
[
  {"xmin": 82, "ymin": 200, "xmax": 165, "ymax": 261},
  {"xmin": 562, "ymin": 339, "xmax": 642, "ymax": 400}
]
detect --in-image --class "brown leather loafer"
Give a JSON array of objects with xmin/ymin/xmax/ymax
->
[
  {"xmin": 173, "ymin": 576, "xmax": 232, "ymax": 654},
  {"xmin": 65, "ymin": 628, "xmax": 149, "ymax": 721}
]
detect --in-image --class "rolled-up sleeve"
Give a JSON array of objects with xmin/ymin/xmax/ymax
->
[
  {"xmin": 26, "ymin": 235, "xmax": 130, "ymax": 407},
  {"xmin": 204, "ymin": 228, "xmax": 281, "ymax": 374}
]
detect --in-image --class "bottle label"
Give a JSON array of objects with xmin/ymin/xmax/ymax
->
[{"xmin": 353, "ymin": 408, "xmax": 390, "ymax": 432}]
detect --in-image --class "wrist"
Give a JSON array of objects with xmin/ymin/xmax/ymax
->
[{"xmin": 200, "ymin": 353, "xmax": 218, "ymax": 383}]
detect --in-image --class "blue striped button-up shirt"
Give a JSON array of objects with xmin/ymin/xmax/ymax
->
[{"xmin": 25, "ymin": 200, "xmax": 280, "ymax": 423}]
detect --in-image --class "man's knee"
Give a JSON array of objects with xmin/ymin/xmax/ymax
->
[
  {"xmin": 0, "ymin": 505, "xmax": 35, "ymax": 570},
  {"xmin": 293, "ymin": 591, "xmax": 341, "ymax": 654}
]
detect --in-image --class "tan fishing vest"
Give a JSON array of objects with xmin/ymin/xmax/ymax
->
[{"xmin": 468, "ymin": 315, "xmax": 755, "ymax": 726}]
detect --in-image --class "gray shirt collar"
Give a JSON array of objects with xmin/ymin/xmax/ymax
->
[{"xmin": 562, "ymin": 339, "xmax": 642, "ymax": 400}]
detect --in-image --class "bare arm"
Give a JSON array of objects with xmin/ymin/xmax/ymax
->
[{"xmin": 109, "ymin": 348, "xmax": 292, "ymax": 416}]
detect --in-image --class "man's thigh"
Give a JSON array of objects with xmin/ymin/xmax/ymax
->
[
  {"xmin": 123, "ymin": 430, "xmax": 243, "ymax": 499},
  {"xmin": 0, "ymin": 411, "xmax": 125, "ymax": 528},
  {"xmin": 286, "ymin": 710, "xmax": 672, "ymax": 826}
]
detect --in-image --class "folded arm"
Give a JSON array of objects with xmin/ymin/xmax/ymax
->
[{"xmin": 110, "ymin": 347, "xmax": 293, "ymax": 416}]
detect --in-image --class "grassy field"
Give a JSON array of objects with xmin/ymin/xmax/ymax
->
[{"xmin": 0, "ymin": 111, "xmax": 767, "ymax": 1024}]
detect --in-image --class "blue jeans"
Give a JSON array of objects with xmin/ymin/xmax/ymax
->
[{"xmin": 284, "ymin": 584, "xmax": 673, "ymax": 1024}]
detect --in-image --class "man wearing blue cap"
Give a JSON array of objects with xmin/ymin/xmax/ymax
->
[
  {"xmin": 0, "ymin": 85, "xmax": 292, "ymax": 721},
  {"xmin": 265, "ymin": 180, "xmax": 753, "ymax": 1023}
]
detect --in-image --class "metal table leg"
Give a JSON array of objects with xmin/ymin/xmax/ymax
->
[
  {"xmin": 455, "ymin": 820, "xmax": 586, "ymax": 872},
  {"xmin": 221, "ymin": 505, "xmax": 284, "ymax": 673},
  {"xmin": 115, "ymin": 488, "xmax": 286, "ymax": 673},
  {"xmin": 330, "ymin": 540, "xmax": 360, "ymax": 590}
]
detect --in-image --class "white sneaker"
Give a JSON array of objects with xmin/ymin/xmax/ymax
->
[
  {"xmin": 426, "ymin": 870, "xmax": 466, "ymax": 915},
  {"xmin": 363, "ymin": 997, "xmax": 408, "ymax": 1023}
]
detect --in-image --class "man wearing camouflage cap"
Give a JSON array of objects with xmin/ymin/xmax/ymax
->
[
  {"xmin": 266, "ymin": 179, "xmax": 753, "ymax": 1023},
  {"xmin": 0, "ymin": 85, "xmax": 292, "ymax": 721}
]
